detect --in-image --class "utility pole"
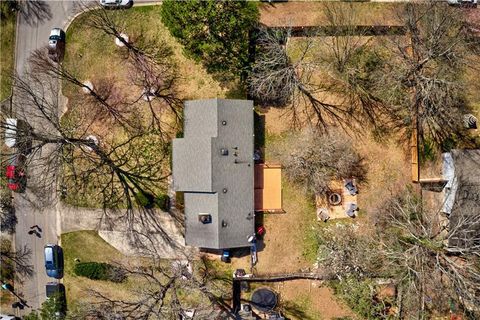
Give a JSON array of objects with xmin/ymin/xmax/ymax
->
[{"xmin": 1, "ymin": 280, "xmax": 29, "ymax": 308}]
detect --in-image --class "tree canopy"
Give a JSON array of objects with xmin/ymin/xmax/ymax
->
[{"xmin": 161, "ymin": 0, "xmax": 258, "ymax": 78}]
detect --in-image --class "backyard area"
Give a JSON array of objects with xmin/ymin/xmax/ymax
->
[
  {"xmin": 228, "ymin": 102, "xmax": 410, "ymax": 318},
  {"xmin": 259, "ymin": 1, "xmax": 404, "ymax": 27}
]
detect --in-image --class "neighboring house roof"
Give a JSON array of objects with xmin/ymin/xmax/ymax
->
[
  {"xmin": 443, "ymin": 149, "xmax": 480, "ymax": 249},
  {"xmin": 172, "ymin": 99, "xmax": 254, "ymax": 249}
]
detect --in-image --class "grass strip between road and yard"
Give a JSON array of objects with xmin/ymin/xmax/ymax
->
[{"xmin": 0, "ymin": 8, "xmax": 16, "ymax": 101}]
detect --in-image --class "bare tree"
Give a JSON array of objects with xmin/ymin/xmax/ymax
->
[
  {"xmin": 248, "ymin": 25, "xmax": 392, "ymax": 132},
  {"xmin": 374, "ymin": 190, "xmax": 480, "ymax": 318},
  {"xmin": 248, "ymin": 27, "xmax": 347, "ymax": 130},
  {"xmin": 28, "ymin": 48, "xmax": 135, "ymax": 130},
  {"xmin": 316, "ymin": 223, "xmax": 383, "ymax": 280},
  {"xmin": 80, "ymin": 2, "xmax": 170, "ymax": 66},
  {"xmin": 273, "ymin": 128, "xmax": 365, "ymax": 195},
  {"xmin": 127, "ymin": 49, "xmax": 182, "ymax": 134},
  {"xmin": 318, "ymin": 2, "xmax": 397, "ymax": 133},
  {"xmin": 314, "ymin": 187, "xmax": 480, "ymax": 318},
  {"xmin": 3, "ymin": 0, "xmax": 52, "ymax": 25},
  {"xmin": 0, "ymin": 239, "xmax": 33, "ymax": 278},
  {"xmin": 77, "ymin": 2, "xmax": 183, "ymax": 133},
  {"xmin": 29, "ymin": 38, "xmax": 181, "ymax": 136},
  {"xmin": 2, "ymin": 73, "xmax": 172, "ymax": 232},
  {"xmin": 320, "ymin": 2, "xmax": 369, "ymax": 74},
  {"xmin": 67, "ymin": 257, "xmax": 233, "ymax": 320},
  {"xmin": 0, "ymin": 198, "xmax": 17, "ymax": 234},
  {"xmin": 374, "ymin": 1, "xmax": 478, "ymax": 147}
]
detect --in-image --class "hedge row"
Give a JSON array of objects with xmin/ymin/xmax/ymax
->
[{"xmin": 73, "ymin": 262, "xmax": 126, "ymax": 283}]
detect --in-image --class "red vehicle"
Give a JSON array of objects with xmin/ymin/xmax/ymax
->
[{"xmin": 6, "ymin": 155, "xmax": 26, "ymax": 192}]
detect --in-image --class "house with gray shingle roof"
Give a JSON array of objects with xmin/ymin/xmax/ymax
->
[
  {"xmin": 172, "ymin": 99, "xmax": 255, "ymax": 249},
  {"xmin": 442, "ymin": 149, "xmax": 480, "ymax": 249}
]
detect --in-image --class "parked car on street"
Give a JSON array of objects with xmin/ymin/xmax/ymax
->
[
  {"xmin": 6, "ymin": 154, "xmax": 26, "ymax": 192},
  {"xmin": 4, "ymin": 118, "xmax": 32, "ymax": 153},
  {"xmin": 46, "ymin": 282, "xmax": 67, "ymax": 319},
  {"xmin": 48, "ymin": 28, "xmax": 65, "ymax": 62},
  {"xmin": 44, "ymin": 244, "xmax": 64, "ymax": 279},
  {"xmin": 46, "ymin": 282, "xmax": 65, "ymax": 298},
  {"xmin": 99, "ymin": 0, "xmax": 133, "ymax": 9}
]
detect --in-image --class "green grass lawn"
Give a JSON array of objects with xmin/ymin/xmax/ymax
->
[
  {"xmin": 61, "ymin": 231, "xmax": 125, "ymax": 275},
  {"xmin": 0, "ymin": 8, "xmax": 16, "ymax": 101},
  {"xmin": 61, "ymin": 231, "xmax": 233, "ymax": 310},
  {"xmin": 61, "ymin": 231, "xmax": 136, "ymax": 305}
]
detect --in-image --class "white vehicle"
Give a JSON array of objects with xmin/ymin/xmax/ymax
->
[
  {"xmin": 99, "ymin": 0, "xmax": 133, "ymax": 8},
  {"xmin": 49, "ymin": 28, "xmax": 65, "ymax": 48},
  {"xmin": 447, "ymin": 0, "xmax": 477, "ymax": 6},
  {"xmin": 4, "ymin": 118, "xmax": 17, "ymax": 148},
  {"xmin": 3, "ymin": 118, "xmax": 32, "ymax": 153},
  {"xmin": 48, "ymin": 28, "xmax": 65, "ymax": 62}
]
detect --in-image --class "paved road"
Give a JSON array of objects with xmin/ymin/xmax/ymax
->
[
  {"xmin": 12, "ymin": 0, "xmax": 157, "ymax": 314},
  {"xmin": 13, "ymin": 0, "xmax": 75, "ymax": 314}
]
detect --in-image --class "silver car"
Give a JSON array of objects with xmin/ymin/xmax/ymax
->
[
  {"xmin": 99, "ymin": 0, "xmax": 133, "ymax": 8},
  {"xmin": 44, "ymin": 244, "xmax": 64, "ymax": 279}
]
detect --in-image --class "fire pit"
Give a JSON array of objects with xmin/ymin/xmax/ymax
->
[{"xmin": 328, "ymin": 192, "xmax": 342, "ymax": 206}]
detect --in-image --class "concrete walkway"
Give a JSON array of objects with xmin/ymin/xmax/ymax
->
[{"xmin": 59, "ymin": 203, "xmax": 193, "ymax": 259}]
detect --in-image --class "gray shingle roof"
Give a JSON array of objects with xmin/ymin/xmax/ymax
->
[
  {"xmin": 447, "ymin": 149, "xmax": 480, "ymax": 249},
  {"xmin": 172, "ymin": 99, "xmax": 255, "ymax": 249}
]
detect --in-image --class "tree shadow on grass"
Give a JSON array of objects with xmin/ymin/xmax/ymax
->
[{"xmin": 279, "ymin": 300, "xmax": 316, "ymax": 320}]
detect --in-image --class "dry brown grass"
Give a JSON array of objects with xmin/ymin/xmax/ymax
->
[
  {"xmin": 64, "ymin": 5, "xmax": 230, "ymax": 104},
  {"xmin": 259, "ymin": 2, "xmax": 404, "ymax": 27},
  {"xmin": 279, "ymin": 280, "xmax": 356, "ymax": 320}
]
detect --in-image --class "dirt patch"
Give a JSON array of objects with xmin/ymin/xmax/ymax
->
[
  {"xmin": 259, "ymin": 2, "xmax": 403, "ymax": 27},
  {"xmin": 278, "ymin": 280, "xmax": 356, "ymax": 320},
  {"xmin": 353, "ymin": 133, "xmax": 411, "ymax": 214}
]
